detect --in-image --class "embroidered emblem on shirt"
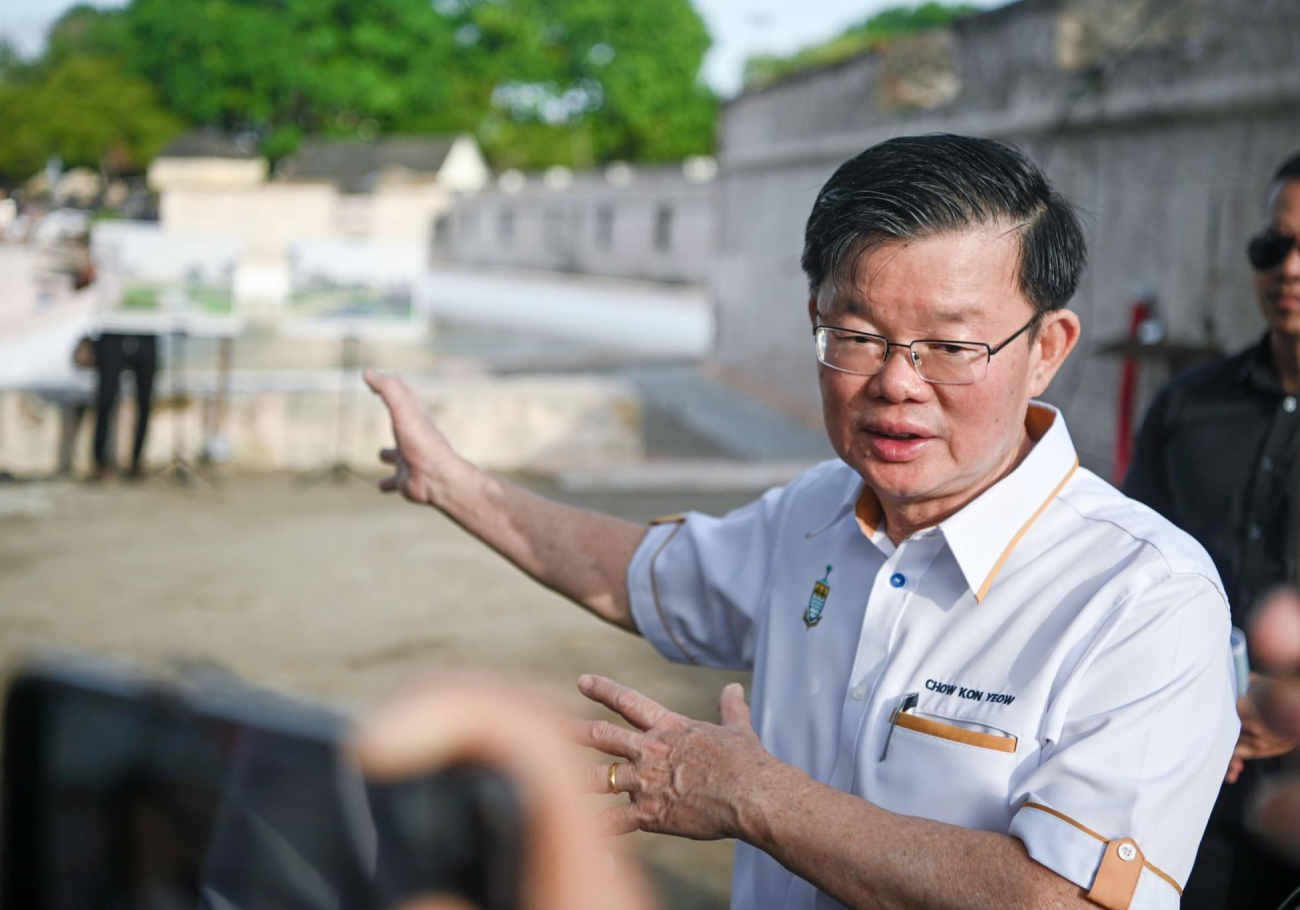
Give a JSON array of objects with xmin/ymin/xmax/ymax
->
[{"xmin": 804, "ymin": 565, "xmax": 832, "ymax": 629}]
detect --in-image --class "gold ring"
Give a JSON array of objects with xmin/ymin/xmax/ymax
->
[{"xmin": 608, "ymin": 761, "xmax": 620, "ymax": 794}]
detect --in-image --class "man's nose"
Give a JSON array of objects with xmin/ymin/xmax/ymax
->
[
  {"xmin": 1281, "ymin": 243, "xmax": 1300, "ymax": 276},
  {"xmin": 868, "ymin": 345, "xmax": 927, "ymax": 401}
]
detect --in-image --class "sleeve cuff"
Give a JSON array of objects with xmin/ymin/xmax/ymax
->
[
  {"xmin": 627, "ymin": 517, "xmax": 697, "ymax": 665},
  {"xmin": 1009, "ymin": 803, "xmax": 1182, "ymax": 910}
]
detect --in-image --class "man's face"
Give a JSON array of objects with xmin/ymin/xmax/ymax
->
[
  {"xmin": 1254, "ymin": 180, "xmax": 1300, "ymax": 338},
  {"xmin": 811, "ymin": 226, "xmax": 1063, "ymax": 511}
]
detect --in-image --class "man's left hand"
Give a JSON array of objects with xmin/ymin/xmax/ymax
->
[
  {"xmin": 1226, "ymin": 673, "xmax": 1300, "ymax": 784},
  {"xmin": 573, "ymin": 674, "xmax": 779, "ymax": 841}
]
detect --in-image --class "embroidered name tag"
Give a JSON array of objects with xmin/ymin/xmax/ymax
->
[{"xmin": 925, "ymin": 678, "xmax": 1016, "ymax": 705}]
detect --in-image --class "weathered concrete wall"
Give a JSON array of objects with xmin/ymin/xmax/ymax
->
[
  {"xmin": 439, "ymin": 165, "xmax": 717, "ymax": 285},
  {"xmin": 0, "ymin": 374, "xmax": 643, "ymax": 476},
  {"xmin": 714, "ymin": 0, "xmax": 1300, "ymax": 476}
]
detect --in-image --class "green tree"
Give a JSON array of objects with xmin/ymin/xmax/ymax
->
[
  {"xmin": 45, "ymin": 5, "xmax": 132, "ymax": 65},
  {"xmin": 0, "ymin": 56, "xmax": 183, "ymax": 183},
  {"xmin": 744, "ymin": 2, "xmax": 978, "ymax": 91},
  {"xmin": 120, "ymin": 0, "xmax": 713, "ymax": 168}
]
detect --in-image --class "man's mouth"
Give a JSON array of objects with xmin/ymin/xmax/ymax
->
[{"xmin": 863, "ymin": 423, "xmax": 935, "ymax": 462}]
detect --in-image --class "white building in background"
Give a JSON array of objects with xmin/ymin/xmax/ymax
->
[
  {"xmin": 147, "ymin": 131, "xmax": 490, "ymax": 310},
  {"xmin": 436, "ymin": 158, "xmax": 718, "ymax": 285}
]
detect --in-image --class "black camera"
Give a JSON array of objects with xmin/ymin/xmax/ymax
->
[{"xmin": 2, "ymin": 654, "xmax": 521, "ymax": 910}]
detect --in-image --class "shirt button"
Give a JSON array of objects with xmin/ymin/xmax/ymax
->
[
  {"xmin": 1248, "ymin": 524, "xmax": 1263, "ymax": 541},
  {"xmin": 852, "ymin": 683, "xmax": 867, "ymax": 701},
  {"xmin": 1262, "ymin": 456, "xmax": 1275, "ymax": 472},
  {"xmin": 890, "ymin": 573, "xmax": 906, "ymax": 588},
  {"xmin": 1118, "ymin": 843, "xmax": 1138, "ymax": 862},
  {"xmin": 1285, "ymin": 397, "xmax": 1297, "ymax": 414}
]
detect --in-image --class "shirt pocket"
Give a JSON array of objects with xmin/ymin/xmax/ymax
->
[
  {"xmin": 871, "ymin": 711, "xmax": 1021, "ymax": 831},
  {"xmin": 894, "ymin": 711, "xmax": 1018, "ymax": 753}
]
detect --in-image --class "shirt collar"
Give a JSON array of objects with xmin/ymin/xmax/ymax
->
[
  {"xmin": 825, "ymin": 402, "xmax": 1079, "ymax": 602},
  {"xmin": 1241, "ymin": 333, "xmax": 1284, "ymax": 395}
]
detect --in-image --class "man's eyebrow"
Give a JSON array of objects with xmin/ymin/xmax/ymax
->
[
  {"xmin": 929, "ymin": 308, "xmax": 977, "ymax": 325},
  {"xmin": 825, "ymin": 295, "xmax": 870, "ymax": 317}
]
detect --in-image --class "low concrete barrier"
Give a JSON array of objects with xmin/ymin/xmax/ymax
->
[{"xmin": 0, "ymin": 373, "xmax": 643, "ymax": 476}]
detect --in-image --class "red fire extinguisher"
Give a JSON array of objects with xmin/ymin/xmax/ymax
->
[{"xmin": 1114, "ymin": 297, "xmax": 1153, "ymax": 484}]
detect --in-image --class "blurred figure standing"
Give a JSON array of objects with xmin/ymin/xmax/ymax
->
[
  {"xmin": 92, "ymin": 332, "xmax": 158, "ymax": 479},
  {"xmin": 1125, "ymin": 152, "xmax": 1300, "ymax": 908}
]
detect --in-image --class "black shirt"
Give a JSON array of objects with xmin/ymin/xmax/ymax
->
[{"xmin": 1123, "ymin": 334, "xmax": 1300, "ymax": 624}]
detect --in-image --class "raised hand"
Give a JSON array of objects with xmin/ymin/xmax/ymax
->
[
  {"xmin": 573, "ymin": 674, "xmax": 779, "ymax": 842},
  {"xmin": 365, "ymin": 369, "xmax": 462, "ymax": 507}
]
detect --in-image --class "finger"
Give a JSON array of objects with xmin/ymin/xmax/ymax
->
[
  {"xmin": 719, "ymin": 682, "xmax": 751, "ymax": 728},
  {"xmin": 363, "ymin": 368, "xmax": 390, "ymax": 396},
  {"xmin": 570, "ymin": 717, "xmax": 642, "ymax": 759},
  {"xmin": 583, "ymin": 761, "xmax": 637, "ymax": 795},
  {"xmin": 1250, "ymin": 587, "xmax": 1300, "ymax": 672},
  {"xmin": 379, "ymin": 475, "xmax": 399, "ymax": 493},
  {"xmin": 1226, "ymin": 757, "xmax": 1243, "ymax": 784},
  {"xmin": 1252, "ymin": 678, "xmax": 1300, "ymax": 740},
  {"xmin": 380, "ymin": 447, "xmax": 398, "ymax": 465},
  {"xmin": 348, "ymin": 676, "xmax": 656, "ymax": 910},
  {"xmin": 599, "ymin": 802, "xmax": 642, "ymax": 837},
  {"xmin": 578, "ymin": 675, "xmax": 669, "ymax": 731}
]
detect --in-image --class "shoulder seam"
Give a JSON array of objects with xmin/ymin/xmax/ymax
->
[{"xmin": 1053, "ymin": 487, "xmax": 1225, "ymax": 599}]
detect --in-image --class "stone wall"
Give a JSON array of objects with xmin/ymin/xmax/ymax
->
[
  {"xmin": 713, "ymin": 0, "xmax": 1300, "ymax": 475},
  {"xmin": 438, "ymin": 164, "xmax": 717, "ymax": 285}
]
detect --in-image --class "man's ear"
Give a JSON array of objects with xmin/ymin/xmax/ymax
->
[
  {"xmin": 1029, "ymin": 309, "xmax": 1081, "ymax": 398},
  {"xmin": 807, "ymin": 296, "xmax": 820, "ymax": 328}
]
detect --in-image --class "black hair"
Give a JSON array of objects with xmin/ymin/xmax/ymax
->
[
  {"xmin": 1274, "ymin": 152, "xmax": 1300, "ymax": 184},
  {"xmin": 801, "ymin": 134, "xmax": 1087, "ymax": 318}
]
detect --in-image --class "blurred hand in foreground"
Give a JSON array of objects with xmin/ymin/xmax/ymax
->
[
  {"xmin": 1226, "ymin": 673, "xmax": 1300, "ymax": 784},
  {"xmin": 350, "ymin": 676, "xmax": 658, "ymax": 910},
  {"xmin": 365, "ymin": 369, "xmax": 463, "ymax": 507},
  {"xmin": 1245, "ymin": 588, "xmax": 1300, "ymax": 858}
]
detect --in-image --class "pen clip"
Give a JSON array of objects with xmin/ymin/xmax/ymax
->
[{"xmin": 879, "ymin": 691, "xmax": 919, "ymax": 762}]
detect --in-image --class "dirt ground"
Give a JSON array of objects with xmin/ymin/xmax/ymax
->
[{"xmin": 0, "ymin": 470, "xmax": 759, "ymax": 908}]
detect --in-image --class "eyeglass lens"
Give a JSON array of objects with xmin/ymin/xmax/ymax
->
[
  {"xmin": 816, "ymin": 329, "xmax": 987, "ymax": 384},
  {"xmin": 1249, "ymin": 231, "xmax": 1299, "ymax": 271}
]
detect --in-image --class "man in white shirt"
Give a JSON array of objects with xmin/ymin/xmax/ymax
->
[{"xmin": 366, "ymin": 134, "xmax": 1237, "ymax": 910}]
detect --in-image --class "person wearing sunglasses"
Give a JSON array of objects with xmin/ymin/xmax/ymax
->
[
  {"xmin": 368, "ymin": 135, "xmax": 1237, "ymax": 910},
  {"xmin": 1124, "ymin": 152, "xmax": 1300, "ymax": 908}
]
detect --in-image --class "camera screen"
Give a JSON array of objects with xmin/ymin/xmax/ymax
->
[{"xmin": 3, "ymin": 672, "xmax": 519, "ymax": 910}]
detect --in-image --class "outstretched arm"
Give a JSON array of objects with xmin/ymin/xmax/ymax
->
[{"xmin": 365, "ymin": 370, "xmax": 646, "ymax": 632}]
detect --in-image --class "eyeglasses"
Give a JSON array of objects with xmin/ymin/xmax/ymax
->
[
  {"xmin": 812, "ymin": 317, "xmax": 1038, "ymax": 384},
  {"xmin": 1248, "ymin": 230, "xmax": 1300, "ymax": 271}
]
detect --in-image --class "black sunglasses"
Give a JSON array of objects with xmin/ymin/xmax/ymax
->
[{"xmin": 1248, "ymin": 230, "xmax": 1300, "ymax": 271}]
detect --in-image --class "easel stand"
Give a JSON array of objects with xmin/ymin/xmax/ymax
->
[
  {"xmin": 299, "ymin": 334, "xmax": 365, "ymax": 486},
  {"xmin": 155, "ymin": 327, "xmax": 216, "ymax": 488}
]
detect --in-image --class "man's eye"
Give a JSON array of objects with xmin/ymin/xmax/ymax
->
[{"xmin": 932, "ymin": 344, "xmax": 970, "ymax": 356}]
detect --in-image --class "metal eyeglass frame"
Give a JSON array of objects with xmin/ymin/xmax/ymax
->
[{"xmin": 812, "ymin": 315, "xmax": 1039, "ymax": 384}]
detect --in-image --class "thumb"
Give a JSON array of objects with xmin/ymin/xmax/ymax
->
[{"xmin": 719, "ymin": 682, "xmax": 750, "ymax": 728}]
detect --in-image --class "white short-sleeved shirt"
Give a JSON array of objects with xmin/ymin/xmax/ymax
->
[{"xmin": 627, "ymin": 403, "xmax": 1238, "ymax": 910}]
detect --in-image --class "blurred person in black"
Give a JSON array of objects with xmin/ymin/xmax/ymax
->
[
  {"xmin": 92, "ymin": 332, "xmax": 157, "ymax": 480},
  {"xmin": 1124, "ymin": 152, "xmax": 1300, "ymax": 908}
]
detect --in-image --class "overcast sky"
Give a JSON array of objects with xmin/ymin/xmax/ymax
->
[{"xmin": 0, "ymin": 0, "xmax": 1005, "ymax": 97}]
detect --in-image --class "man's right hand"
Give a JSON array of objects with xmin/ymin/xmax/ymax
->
[{"xmin": 365, "ymin": 369, "xmax": 462, "ymax": 508}]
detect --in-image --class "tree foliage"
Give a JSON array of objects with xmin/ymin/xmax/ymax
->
[
  {"xmin": 0, "ymin": 49, "xmax": 183, "ymax": 183},
  {"xmin": 0, "ymin": 0, "xmax": 715, "ymax": 181},
  {"xmin": 743, "ymin": 2, "xmax": 978, "ymax": 91}
]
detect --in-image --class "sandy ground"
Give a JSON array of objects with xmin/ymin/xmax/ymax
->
[{"xmin": 0, "ymin": 470, "xmax": 760, "ymax": 908}]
